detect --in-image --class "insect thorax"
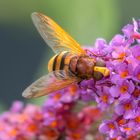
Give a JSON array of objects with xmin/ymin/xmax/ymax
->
[{"xmin": 73, "ymin": 55, "xmax": 96, "ymax": 79}]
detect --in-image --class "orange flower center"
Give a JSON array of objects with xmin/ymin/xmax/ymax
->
[
  {"xmin": 121, "ymin": 71, "xmax": 128, "ymax": 78},
  {"xmin": 118, "ymin": 119, "xmax": 126, "ymax": 126},
  {"xmin": 67, "ymin": 120, "xmax": 79, "ymax": 129},
  {"xmin": 127, "ymin": 135, "xmax": 136, "ymax": 140},
  {"xmin": 9, "ymin": 128, "xmax": 18, "ymax": 136},
  {"xmin": 69, "ymin": 85, "xmax": 78, "ymax": 96},
  {"xmin": 124, "ymin": 127, "xmax": 132, "ymax": 132},
  {"xmin": 71, "ymin": 133, "xmax": 81, "ymax": 139},
  {"xmin": 27, "ymin": 123, "xmax": 38, "ymax": 132},
  {"xmin": 111, "ymin": 138, "xmax": 117, "ymax": 140},
  {"xmin": 119, "ymin": 52, "xmax": 126, "ymax": 58},
  {"xmin": 136, "ymin": 55, "xmax": 140, "ymax": 61},
  {"xmin": 53, "ymin": 93, "xmax": 61, "ymax": 101},
  {"xmin": 102, "ymin": 95, "xmax": 108, "ymax": 103},
  {"xmin": 118, "ymin": 52, "xmax": 126, "ymax": 61},
  {"xmin": 50, "ymin": 121, "xmax": 58, "ymax": 128},
  {"xmin": 135, "ymin": 116, "xmax": 140, "ymax": 123},
  {"xmin": 108, "ymin": 123, "xmax": 115, "ymax": 129},
  {"xmin": 34, "ymin": 112, "xmax": 43, "ymax": 121},
  {"xmin": 120, "ymin": 85, "xmax": 128, "ymax": 93},
  {"xmin": 124, "ymin": 103, "xmax": 132, "ymax": 110},
  {"xmin": 137, "ymin": 73, "xmax": 140, "ymax": 80}
]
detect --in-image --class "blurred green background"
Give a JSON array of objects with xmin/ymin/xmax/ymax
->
[{"xmin": 0, "ymin": 0, "xmax": 140, "ymax": 111}]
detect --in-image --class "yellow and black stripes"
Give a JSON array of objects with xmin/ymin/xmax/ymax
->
[
  {"xmin": 60, "ymin": 51, "xmax": 70, "ymax": 70},
  {"xmin": 48, "ymin": 51, "xmax": 73, "ymax": 72},
  {"xmin": 52, "ymin": 54, "xmax": 59, "ymax": 71}
]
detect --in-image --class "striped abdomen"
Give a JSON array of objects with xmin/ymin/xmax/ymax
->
[{"xmin": 48, "ymin": 51, "xmax": 78, "ymax": 73}]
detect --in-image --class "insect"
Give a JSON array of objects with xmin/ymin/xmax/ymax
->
[{"xmin": 22, "ymin": 12, "xmax": 110, "ymax": 99}]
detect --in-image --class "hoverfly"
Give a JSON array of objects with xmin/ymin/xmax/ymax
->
[{"xmin": 22, "ymin": 12, "xmax": 110, "ymax": 98}]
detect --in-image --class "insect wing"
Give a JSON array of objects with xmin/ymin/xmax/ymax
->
[
  {"xmin": 31, "ymin": 12, "xmax": 86, "ymax": 55},
  {"xmin": 22, "ymin": 70, "xmax": 80, "ymax": 98}
]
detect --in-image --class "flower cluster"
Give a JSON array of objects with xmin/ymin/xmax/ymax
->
[
  {"xmin": 96, "ymin": 19, "xmax": 140, "ymax": 139},
  {"xmin": 1, "ymin": 19, "xmax": 140, "ymax": 139},
  {"xmin": 0, "ymin": 98, "xmax": 102, "ymax": 140}
]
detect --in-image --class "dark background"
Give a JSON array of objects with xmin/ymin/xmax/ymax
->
[{"xmin": 0, "ymin": 0, "xmax": 140, "ymax": 110}]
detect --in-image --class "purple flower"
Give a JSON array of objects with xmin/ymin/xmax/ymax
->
[
  {"xmin": 43, "ymin": 85, "xmax": 80, "ymax": 111},
  {"xmin": 43, "ymin": 91, "xmax": 64, "ymax": 110},
  {"xmin": 60, "ymin": 85, "xmax": 80, "ymax": 103},
  {"xmin": 127, "ymin": 110, "xmax": 140, "ymax": 130},
  {"xmin": 119, "ymin": 121, "xmax": 136, "ymax": 137},
  {"xmin": 111, "ymin": 46, "xmax": 130, "ymax": 63},
  {"xmin": 114, "ymin": 62, "xmax": 133, "ymax": 79},
  {"xmin": 132, "ymin": 18, "xmax": 140, "ymax": 40},
  {"xmin": 99, "ymin": 120, "xmax": 120, "ymax": 138},
  {"xmin": 95, "ymin": 38, "xmax": 107, "ymax": 47},
  {"xmin": 122, "ymin": 24, "xmax": 134, "ymax": 38},
  {"xmin": 110, "ymin": 79, "xmax": 135, "ymax": 100},
  {"xmin": 122, "ymin": 110, "xmax": 140, "ymax": 135},
  {"xmin": 131, "ymin": 45, "xmax": 140, "ymax": 64},
  {"xmin": 122, "ymin": 18, "xmax": 140, "ymax": 41},
  {"xmin": 79, "ymin": 79, "xmax": 96, "ymax": 102},
  {"xmin": 10, "ymin": 101, "xmax": 24, "ymax": 113},
  {"xmin": 115, "ymin": 99, "xmax": 136, "ymax": 119},
  {"xmin": 2, "ymin": 18, "xmax": 140, "ymax": 140},
  {"xmin": 133, "ymin": 65, "xmax": 140, "ymax": 82},
  {"xmin": 95, "ymin": 86, "xmax": 114, "ymax": 111},
  {"xmin": 110, "ymin": 34, "xmax": 126, "ymax": 47}
]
